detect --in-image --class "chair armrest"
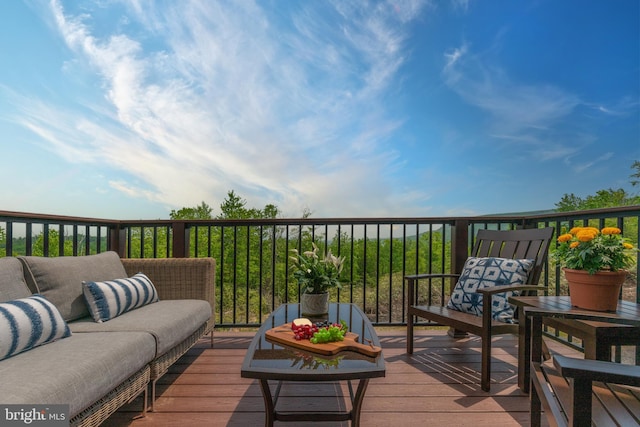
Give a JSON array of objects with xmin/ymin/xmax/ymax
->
[
  {"xmin": 476, "ymin": 285, "xmax": 546, "ymax": 296},
  {"xmin": 405, "ymin": 273, "xmax": 460, "ymax": 303},
  {"xmin": 405, "ymin": 273, "xmax": 460, "ymax": 280},
  {"xmin": 121, "ymin": 257, "xmax": 216, "ymax": 331},
  {"xmin": 554, "ymin": 355, "xmax": 640, "ymax": 387}
]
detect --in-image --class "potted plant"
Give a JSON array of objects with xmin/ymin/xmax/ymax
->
[
  {"xmin": 290, "ymin": 243, "xmax": 345, "ymax": 316},
  {"xmin": 553, "ymin": 226, "xmax": 638, "ymax": 311}
]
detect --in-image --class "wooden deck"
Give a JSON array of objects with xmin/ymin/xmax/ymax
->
[{"xmin": 103, "ymin": 329, "xmax": 551, "ymax": 426}]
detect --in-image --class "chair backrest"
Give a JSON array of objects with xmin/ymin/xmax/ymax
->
[{"xmin": 471, "ymin": 227, "xmax": 555, "ymax": 285}]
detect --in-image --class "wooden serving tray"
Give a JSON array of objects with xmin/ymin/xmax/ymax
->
[{"xmin": 265, "ymin": 323, "xmax": 382, "ymax": 358}]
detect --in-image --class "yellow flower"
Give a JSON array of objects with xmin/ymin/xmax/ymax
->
[
  {"xmin": 576, "ymin": 229, "xmax": 597, "ymax": 242},
  {"xmin": 569, "ymin": 227, "xmax": 582, "ymax": 235},
  {"xmin": 557, "ymin": 233, "xmax": 573, "ymax": 243},
  {"xmin": 553, "ymin": 225, "xmax": 637, "ymax": 274},
  {"xmin": 601, "ymin": 227, "xmax": 622, "ymax": 235}
]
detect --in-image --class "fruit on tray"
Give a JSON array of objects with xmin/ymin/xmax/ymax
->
[
  {"xmin": 290, "ymin": 318, "xmax": 348, "ymax": 343},
  {"xmin": 310, "ymin": 320, "xmax": 347, "ymax": 344},
  {"xmin": 291, "ymin": 318, "xmax": 318, "ymax": 340}
]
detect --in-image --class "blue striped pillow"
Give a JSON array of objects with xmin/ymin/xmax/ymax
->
[
  {"xmin": 0, "ymin": 295, "xmax": 71, "ymax": 361},
  {"xmin": 83, "ymin": 273, "xmax": 160, "ymax": 322}
]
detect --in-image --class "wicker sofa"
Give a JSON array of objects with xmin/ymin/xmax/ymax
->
[{"xmin": 0, "ymin": 252, "xmax": 215, "ymax": 426}]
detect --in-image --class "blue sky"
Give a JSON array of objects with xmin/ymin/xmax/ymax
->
[{"xmin": 1, "ymin": 0, "xmax": 638, "ymax": 220}]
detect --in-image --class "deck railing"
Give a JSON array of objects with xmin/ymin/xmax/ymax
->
[{"xmin": 1, "ymin": 206, "xmax": 638, "ymax": 328}]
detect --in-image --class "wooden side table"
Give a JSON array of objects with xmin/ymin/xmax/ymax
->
[{"xmin": 509, "ymin": 295, "xmax": 640, "ymax": 392}]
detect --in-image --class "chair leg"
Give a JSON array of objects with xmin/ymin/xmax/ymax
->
[
  {"xmin": 530, "ymin": 368, "xmax": 542, "ymax": 427},
  {"xmin": 148, "ymin": 379, "xmax": 157, "ymax": 412},
  {"xmin": 481, "ymin": 335, "xmax": 491, "ymax": 391},
  {"xmin": 407, "ymin": 313, "xmax": 414, "ymax": 354}
]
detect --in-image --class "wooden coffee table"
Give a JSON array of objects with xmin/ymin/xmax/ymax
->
[{"xmin": 241, "ymin": 303, "xmax": 385, "ymax": 426}]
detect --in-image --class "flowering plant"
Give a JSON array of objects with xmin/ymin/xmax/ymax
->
[
  {"xmin": 552, "ymin": 226, "xmax": 638, "ymax": 275},
  {"xmin": 290, "ymin": 243, "xmax": 345, "ymax": 294}
]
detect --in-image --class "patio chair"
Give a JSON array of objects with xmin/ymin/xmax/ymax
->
[
  {"xmin": 527, "ymin": 309, "xmax": 640, "ymax": 426},
  {"xmin": 405, "ymin": 227, "xmax": 554, "ymax": 391}
]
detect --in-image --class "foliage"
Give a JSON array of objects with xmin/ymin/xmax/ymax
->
[
  {"xmin": 552, "ymin": 226, "xmax": 638, "ymax": 274},
  {"xmin": 555, "ymin": 188, "xmax": 640, "ymax": 211},
  {"xmin": 170, "ymin": 201, "xmax": 213, "ymax": 220},
  {"xmin": 290, "ymin": 243, "xmax": 345, "ymax": 294},
  {"xmin": 631, "ymin": 160, "xmax": 640, "ymax": 187},
  {"xmin": 217, "ymin": 190, "xmax": 280, "ymax": 219},
  {"xmin": 555, "ymin": 160, "xmax": 640, "ymax": 211}
]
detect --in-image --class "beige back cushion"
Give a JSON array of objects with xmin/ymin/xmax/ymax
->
[
  {"xmin": 0, "ymin": 257, "xmax": 32, "ymax": 302},
  {"xmin": 19, "ymin": 252, "xmax": 127, "ymax": 321}
]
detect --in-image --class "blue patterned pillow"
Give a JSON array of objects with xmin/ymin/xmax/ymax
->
[
  {"xmin": 83, "ymin": 273, "xmax": 160, "ymax": 322},
  {"xmin": 446, "ymin": 257, "xmax": 534, "ymax": 323},
  {"xmin": 0, "ymin": 295, "xmax": 71, "ymax": 360}
]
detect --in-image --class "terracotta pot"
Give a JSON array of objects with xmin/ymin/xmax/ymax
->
[
  {"xmin": 301, "ymin": 292, "xmax": 329, "ymax": 316},
  {"xmin": 563, "ymin": 268, "xmax": 627, "ymax": 312}
]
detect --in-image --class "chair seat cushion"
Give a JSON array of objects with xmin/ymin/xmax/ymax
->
[
  {"xmin": 0, "ymin": 331, "xmax": 155, "ymax": 418},
  {"xmin": 69, "ymin": 299, "xmax": 211, "ymax": 356},
  {"xmin": 446, "ymin": 257, "xmax": 534, "ymax": 323}
]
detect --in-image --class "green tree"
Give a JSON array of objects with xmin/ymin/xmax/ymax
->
[
  {"xmin": 555, "ymin": 193, "xmax": 583, "ymax": 212},
  {"xmin": 170, "ymin": 202, "xmax": 213, "ymax": 220},
  {"xmin": 555, "ymin": 160, "xmax": 640, "ymax": 212},
  {"xmin": 0, "ymin": 226, "xmax": 5, "ymax": 257},
  {"xmin": 631, "ymin": 160, "xmax": 640, "ymax": 187},
  {"xmin": 556, "ymin": 189, "xmax": 640, "ymax": 212}
]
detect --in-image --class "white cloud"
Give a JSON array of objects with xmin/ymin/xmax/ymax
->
[
  {"xmin": 11, "ymin": 0, "xmax": 428, "ymax": 217},
  {"xmin": 442, "ymin": 44, "xmax": 581, "ymax": 138}
]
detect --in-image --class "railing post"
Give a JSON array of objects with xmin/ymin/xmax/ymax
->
[
  {"xmin": 109, "ymin": 224, "xmax": 126, "ymax": 258},
  {"xmin": 452, "ymin": 219, "xmax": 469, "ymax": 274},
  {"xmin": 172, "ymin": 222, "xmax": 190, "ymax": 258}
]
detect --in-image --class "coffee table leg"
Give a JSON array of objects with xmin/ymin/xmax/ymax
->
[
  {"xmin": 351, "ymin": 379, "xmax": 370, "ymax": 427},
  {"xmin": 259, "ymin": 379, "xmax": 275, "ymax": 427}
]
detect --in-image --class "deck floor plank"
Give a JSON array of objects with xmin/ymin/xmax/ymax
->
[{"xmin": 103, "ymin": 329, "xmax": 552, "ymax": 426}]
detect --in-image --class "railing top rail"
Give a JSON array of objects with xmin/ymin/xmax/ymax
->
[
  {"xmin": 520, "ymin": 205, "xmax": 640, "ymax": 221},
  {"xmin": 1, "ymin": 205, "xmax": 638, "ymax": 228},
  {"xmin": 0, "ymin": 210, "xmax": 120, "ymax": 226}
]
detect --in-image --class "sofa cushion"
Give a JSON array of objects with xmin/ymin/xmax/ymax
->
[
  {"xmin": 19, "ymin": 252, "xmax": 127, "ymax": 322},
  {"xmin": 0, "ymin": 331, "xmax": 155, "ymax": 418},
  {"xmin": 0, "ymin": 295, "xmax": 71, "ymax": 361},
  {"xmin": 69, "ymin": 299, "xmax": 211, "ymax": 356},
  {"xmin": 83, "ymin": 273, "xmax": 160, "ymax": 322},
  {"xmin": 446, "ymin": 257, "xmax": 534, "ymax": 323},
  {"xmin": 0, "ymin": 257, "xmax": 32, "ymax": 302}
]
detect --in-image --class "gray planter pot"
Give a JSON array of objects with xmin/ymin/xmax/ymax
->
[{"xmin": 301, "ymin": 292, "xmax": 329, "ymax": 316}]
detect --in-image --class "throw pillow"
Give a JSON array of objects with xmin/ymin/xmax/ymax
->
[
  {"xmin": 0, "ymin": 295, "xmax": 72, "ymax": 361},
  {"xmin": 446, "ymin": 257, "xmax": 534, "ymax": 323},
  {"xmin": 83, "ymin": 273, "xmax": 160, "ymax": 322}
]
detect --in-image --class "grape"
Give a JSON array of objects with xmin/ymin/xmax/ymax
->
[
  {"xmin": 310, "ymin": 321, "xmax": 347, "ymax": 344},
  {"xmin": 291, "ymin": 322, "xmax": 319, "ymax": 340}
]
